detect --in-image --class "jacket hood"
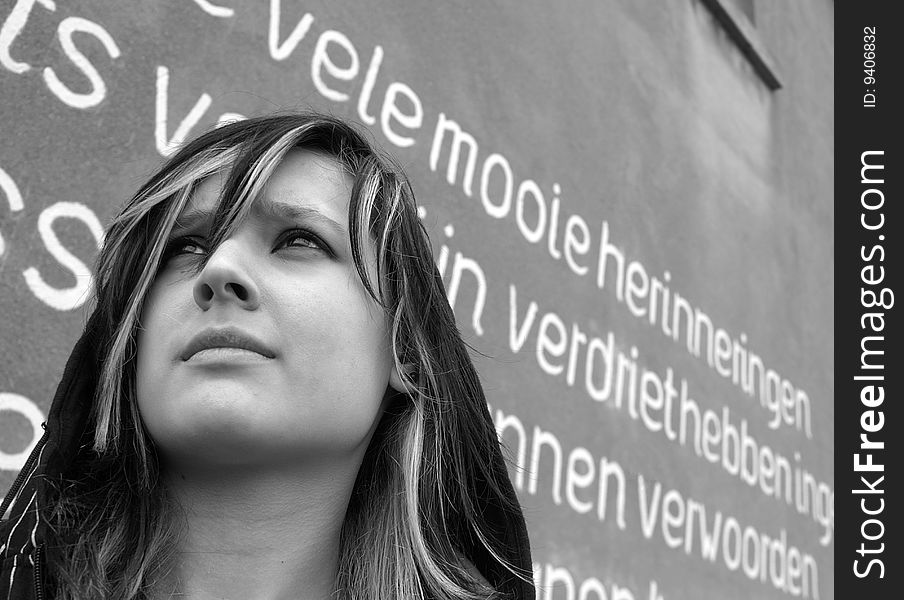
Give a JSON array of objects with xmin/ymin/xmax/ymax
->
[
  {"xmin": 1, "ymin": 309, "xmax": 103, "ymax": 599},
  {"xmin": 0, "ymin": 309, "xmax": 534, "ymax": 599}
]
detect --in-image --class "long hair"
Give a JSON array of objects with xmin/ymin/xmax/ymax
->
[{"xmin": 48, "ymin": 113, "xmax": 530, "ymax": 599}]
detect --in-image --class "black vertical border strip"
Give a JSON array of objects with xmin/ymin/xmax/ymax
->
[{"xmin": 836, "ymin": 1, "xmax": 901, "ymax": 596}]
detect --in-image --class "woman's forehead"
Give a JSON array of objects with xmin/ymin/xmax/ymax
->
[{"xmin": 177, "ymin": 149, "xmax": 352, "ymax": 235}]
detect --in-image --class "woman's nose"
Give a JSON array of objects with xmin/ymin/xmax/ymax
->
[{"xmin": 192, "ymin": 239, "xmax": 261, "ymax": 311}]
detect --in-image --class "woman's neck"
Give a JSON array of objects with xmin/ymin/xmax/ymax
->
[{"xmin": 157, "ymin": 459, "xmax": 359, "ymax": 600}]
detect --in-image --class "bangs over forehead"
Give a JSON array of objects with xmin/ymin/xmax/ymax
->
[{"xmin": 171, "ymin": 149, "xmax": 352, "ymax": 274}]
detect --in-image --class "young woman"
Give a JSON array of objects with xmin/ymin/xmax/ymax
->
[{"xmin": 0, "ymin": 113, "xmax": 534, "ymax": 599}]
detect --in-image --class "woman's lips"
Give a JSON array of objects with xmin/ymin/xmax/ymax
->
[
  {"xmin": 181, "ymin": 326, "xmax": 276, "ymax": 361},
  {"xmin": 184, "ymin": 346, "xmax": 272, "ymax": 364}
]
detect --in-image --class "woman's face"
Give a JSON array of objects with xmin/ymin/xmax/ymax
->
[{"xmin": 136, "ymin": 149, "xmax": 402, "ymax": 469}]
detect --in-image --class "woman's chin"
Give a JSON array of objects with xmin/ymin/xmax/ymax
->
[{"xmin": 146, "ymin": 409, "xmax": 375, "ymax": 472}]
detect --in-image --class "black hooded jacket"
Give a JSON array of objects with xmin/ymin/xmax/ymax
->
[{"xmin": 0, "ymin": 311, "xmax": 534, "ymax": 599}]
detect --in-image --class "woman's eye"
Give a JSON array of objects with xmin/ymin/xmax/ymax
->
[
  {"xmin": 163, "ymin": 236, "xmax": 207, "ymax": 260},
  {"xmin": 279, "ymin": 229, "xmax": 329, "ymax": 253}
]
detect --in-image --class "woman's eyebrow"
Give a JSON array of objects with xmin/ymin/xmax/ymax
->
[
  {"xmin": 171, "ymin": 208, "xmax": 211, "ymax": 235},
  {"xmin": 251, "ymin": 198, "xmax": 347, "ymax": 237},
  {"xmin": 171, "ymin": 199, "xmax": 346, "ymax": 237}
]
